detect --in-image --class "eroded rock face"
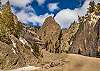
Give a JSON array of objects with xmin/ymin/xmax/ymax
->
[
  {"xmin": 10, "ymin": 35, "xmax": 39, "ymax": 65},
  {"xmin": 96, "ymin": 19, "xmax": 100, "ymax": 55},
  {"xmin": 0, "ymin": 34, "xmax": 40, "ymax": 70},
  {"xmin": 69, "ymin": 13, "xmax": 100, "ymax": 57},
  {"xmin": 0, "ymin": 41, "xmax": 26, "ymax": 70},
  {"xmin": 60, "ymin": 23, "xmax": 79, "ymax": 52},
  {"xmin": 0, "ymin": 1, "xmax": 42, "ymax": 70},
  {"xmin": 38, "ymin": 16, "xmax": 61, "ymax": 53},
  {"xmin": 38, "ymin": 16, "xmax": 80, "ymax": 53}
]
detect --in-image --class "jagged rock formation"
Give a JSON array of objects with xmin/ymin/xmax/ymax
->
[
  {"xmin": 60, "ymin": 22, "xmax": 79, "ymax": 52},
  {"xmin": 0, "ymin": 35, "xmax": 39, "ymax": 70},
  {"xmin": 0, "ymin": 41, "xmax": 26, "ymax": 70},
  {"xmin": 0, "ymin": 1, "xmax": 23, "ymax": 44},
  {"xmin": 38, "ymin": 16, "xmax": 61, "ymax": 53},
  {"xmin": 37, "ymin": 1, "xmax": 100, "ymax": 57},
  {"xmin": 69, "ymin": 2, "xmax": 100, "ymax": 57},
  {"xmin": 0, "ymin": 1, "xmax": 43, "ymax": 70},
  {"xmin": 1, "ymin": 0, "xmax": 100, "ymax": 71},
  {"xmin": 38, "ymin": 16, "xmax": 80, "ymax": 53}
]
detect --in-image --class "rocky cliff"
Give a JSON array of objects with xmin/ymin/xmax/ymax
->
[
  {"xmin": 1, "ymin": 1, "xmax": 100, "ymax": 71},
  {"xmin": 38, "ymin": 16, "xmax": 61, "ymax": 53},
  {"xmin": 38, "ymin": 16, "xmax": 80, "ymax": 53},
  {"xmin": 0, "ymin": 1, "xmax": 43, "ymax": 70},
  {"xmin": 60, "ymin": 22, "xmax": 79, "ymax": 52},
  {"xmin": 69, "ymin": 2, "xmax": 100, "ymax": 57}
]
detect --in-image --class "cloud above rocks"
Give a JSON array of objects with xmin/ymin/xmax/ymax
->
[
  {"xmin": 12, "ymin": 4, "xmax": 54, "ymax": 26},
  {"xmin": 1, "ymin": 0, "xmax": 53, "ymax": 26},
  {"xmin": 9, "ymin": 0, "xmax": 33, "ymax": 8},
  {"xmin": 54, "ymin": 0, "xmax": 100, "ymax": 28},
  {"xmin": 1, "ymin": 0, "xmax": 100, "ymax": 28},
  {"xmin": 54, "ymin": 9, "xmax": 78, "ymax": 28},
  {"xmin": 54, "ymin": 0, "xmax": 92, "ymax": 28},
  {"xmin": 16, "ymin": 9, "xmax": 54, "ymax": 26},
  {"xmin": 48, "ymin": 3, "xmax": 60, "ymax": 12},
  {"xmin": 36, "ymin": 0, "xmax": 46, "ymax": 5}
]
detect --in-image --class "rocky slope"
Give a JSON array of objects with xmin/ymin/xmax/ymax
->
[
  {"xmin": 60, "ymin": 22, "xmax": 79, "ymax": 52},
  {"xmin": 1, "ymin": 1, "xmax": 100, "ymax": 71},
  {"xmin": 0, "ymin": 1, "xmax": 44, "ymax": 70},
  {"xmin": 69, "ymin": 2, "xmax": 100, "ymax": 57}
]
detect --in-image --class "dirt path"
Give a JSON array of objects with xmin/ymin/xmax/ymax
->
[
  {"xmin": 6, "ymin": 66, "xmax": 40, "ymax": 71},
  {"xmin": 63, "ymin": 54, "xmax": 100, "ymax": 71},
  {"xmin": 37, "ymin": 53, "xmax": 100, "ymax": 71},
  {"xmin": 2, "ymin": 53, "xmax": 100, "ymax": 71}
]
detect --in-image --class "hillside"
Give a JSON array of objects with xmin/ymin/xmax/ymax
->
[
  {"xmin": 0, "ymin": 1, "xmax": 44, "ymax": 70},
  {"xmin": 69, "ymin": 1, "xmax": 100, "ymax": 57},
  {"xmin": 1, "ymin": 1, "xmax": 100, "ymax": 71}
]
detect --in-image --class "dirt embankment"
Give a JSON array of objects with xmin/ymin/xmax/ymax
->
[{"xmin": 35, "ymin": 51, "xmax": 100, "ymax": 71}]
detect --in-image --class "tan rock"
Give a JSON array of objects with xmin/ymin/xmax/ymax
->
[{"xmin": 38, "ymin": 16, "xmax": 61, "ymax": 53}]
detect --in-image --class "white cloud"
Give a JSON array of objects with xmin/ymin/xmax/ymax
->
[
  {"xmin": 54, "ymin": 9, "xmax": 78, "ymax": 28},
  {"xmin": 6, "ymin": 0, "xmax": 53, "ymax": 26},
  {"xmin": 26, "ymin": 13, "xmax": 54, "ymax": 26},
  {"xmin": 94, "ymin": 0, "xmax": 100, "ymax": 3},
  {"xmin": 16, "ymin": 10, "xmax": 29, "ymax": 24},
  {"xmin": 15, "ymin": 6, "xmax": 54, "ymax": 26},
  {"xmin": 1, "ymin": 0, "xmax": 8, "ymax": 5},
  {"xmin": 2, "ymin": 0, "xmax": 100, "ymax": 28},
  {"xmin": 75, "ymin": 0, "xmax": 91, "ymax": 16},
  {"xmin": 1, "ymin": 0, "xmax": 33, "ymax": 7},
  {"xmin": 36, "ymin": 0, "xmax": 46, "ymax": 5},
  {"xmin": 48, "ymin": 3, "xmax": 60, "ymax": 12},
  {"xmin": 54, "ymin": 0, "xmax": 100, "ymax": 28},
  {"xmin": 9, "ymin": 0, "xmax": 33, "ymax": 7},
  {"xmin": 8, "ymin": 0, "xmax": 51, "ymax": 26}
]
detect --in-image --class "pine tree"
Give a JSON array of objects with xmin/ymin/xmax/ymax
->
[
  {"xmin": 14, "ymin": 21, "xmax": 23, "ymax": 38},
  {"xmin": 87, "ymin": 1, "xmax": 95, "ymax": 13},
  {"xmin": 0, "ymin": 0, "xmax": 2, "ymax": 10},
  {"xmin": 95, "ymin": 3, "xmax": 100, "ymax": 14},
  {"xmin": 0, "ymin": 1, "xmax": 23, "ymax": 43}
]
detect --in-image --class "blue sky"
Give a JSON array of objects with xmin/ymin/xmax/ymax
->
[
  {"xmin": 31, "ymin": 0, "xmax": 85, "ymax": 16},
  {"xmin": 1, "ymin": 0, "xmax": 100, "ymax": 28}
]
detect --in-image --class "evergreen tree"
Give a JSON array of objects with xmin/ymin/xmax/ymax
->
[
  {"xmin": 0, "ymin": 0, "xmax": 2, "ymax": 10},
  {"xmin": 0, "ymin": 1, "xmax": 23, "ymax": 43},
  {"xmin": 87, "ymin": 1, "xmax": 95, "ymax": 13},
  {"xmin": 95, "ymin": 3, "xmax": 100, "ymax": 14}
]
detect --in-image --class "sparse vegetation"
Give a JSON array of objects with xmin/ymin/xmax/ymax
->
[
  {"xmin": 95, "ymin": 3, "xmax": 100, "ymax": 14},
  {"xmin": 87, "ymin": 1, "xmax": 95, "ymax": 13},
  {"xmin": 31, "ymin": 42, "xmax": 41, "ymax": 58},
  {"xmin": 0, "ymin": 2, "xmax": 23, "ymax": 43}
]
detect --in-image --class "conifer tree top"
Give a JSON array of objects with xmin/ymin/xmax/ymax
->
[
  {"xmin": 87, "ymin": 1, "xmax": 95, "ymax": 14},
  {"xmin": 0, "ymin": 0, "xmax": 2, "ymax": 10}
]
